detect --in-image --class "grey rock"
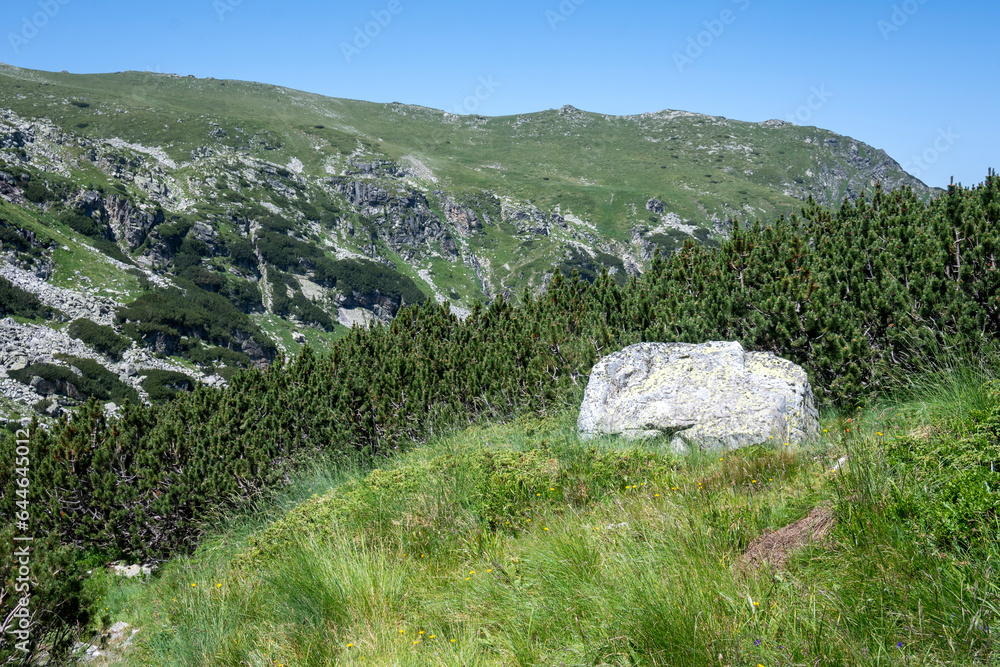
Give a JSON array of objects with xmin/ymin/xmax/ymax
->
[
  {"xmin": 29, "ymin": 375, "xmax": 80, "ymax": 399},
  {"xmin": 0, "ymin": 316, "xmax": 222, "ymax": 414},
  {"xmin": 502, "ymin": 202, "xmax": 553, "ymax": 237},
  {"xmin": 43, "ymin": 397, "xmax": 61, "ymax": 417},
  {"xmin": 239, "ymin": 337, "xmax": 267, "ymax": 364},
  {"xmin": 346, "ymin": 159, "xmax": 404, "ymax": 177},
  {"xmin": 337, "ymin": 287, "xmax": 409, "ymax": 322},
  {"xmin": 191, "ymin": 220, "xmax": 219, "ymax": 243},
  {"xmin": 106, "ymin": 194, "xmax": 163, "ymax": 249},
  {"xmin": 119, "ymin": 564, "xmax": 141, "ymax": 578},
  {"xmin": 110, "ymin": 562, "xmax": 157, "ymax": 578},
  {"xmin": 437, "ymin": 192, "xmax": 482, "ymax": 236},
  {"xmin": 329, "ymin": 178, "xmax": 459, "ymax": 260},
  {"xmin": 578, "ymin": 341, "xmax": 819, "ymax": 451}
]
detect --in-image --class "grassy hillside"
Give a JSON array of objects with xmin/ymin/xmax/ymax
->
[
  {"xmin": 0, "ymin": 65, "xmax": 932, "ymax": 234},
  {"xmin": 0, "ymin": 196, "xmax": 145, "ymax": 300},
  {"xmin": 0, "ymin": 63, "xmax": 940, "ymax": 400},
  {"xmin": 88, "ymin": 373, "xmax": 998, "ymax": 665},
  {"xmin": 0, "ymin": 69, "xmax": 994, "ymax": 660},
  {"xmin": 1, "ymin": 175, "xmax": 998, "ymax": 664}
]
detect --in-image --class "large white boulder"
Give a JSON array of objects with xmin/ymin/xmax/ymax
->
[{"xmin": 578, "ymin": 341, "xmax": 819, "ymax": 451}]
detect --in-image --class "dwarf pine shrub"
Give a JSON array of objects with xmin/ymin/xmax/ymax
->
[
  {"xmin": 67, "ymin": 318, "xmax": 130, "ymax": 360},
  {"xmin": 4, "ymin": 174, "xmax": 1000, "ymax": 661}
]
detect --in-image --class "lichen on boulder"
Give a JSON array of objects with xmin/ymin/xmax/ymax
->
[{"xmin": 578, "ymin": 341, "xmax": 819, "ymax": 451}]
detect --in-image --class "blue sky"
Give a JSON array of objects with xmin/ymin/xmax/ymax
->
[{"xmin": 2, "ymin": 0, "xmax": 997, "ymax": 188}]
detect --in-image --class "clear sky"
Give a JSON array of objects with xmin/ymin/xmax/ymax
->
[{"xmin": 2, "ymin": 0, "xmax": 997, "ymax": 188}]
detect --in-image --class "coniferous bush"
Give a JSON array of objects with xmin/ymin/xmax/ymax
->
[
  {"xmin": 141, "ymin": 369, "xmax": 196, "ymax": 402},
  {"xmin": 327, "ymin": 258, "xmax": 426, "ymax": 305},
  {"xmin": 0, "ymin": 520, "xmax": 91, "ymax": 663},
  {"xmin": 268, "ymin": 268, "xmax": 337, "ymax": 330},
  {"xmin": 5, "ymin": 171, "xmax": 1000, "ymax": 570},
  {"xmin": 9, "ymin": 356, "xmax": 138, "ymax": 405},
  {"xmin": 254, "ymin": 215, "xmax": 340, "ymax": 286},
  {"xmin": 228, "ymin": 237, "xmax": 257, "ymax": 269},
  {"xmin": 66, "ymin": 318, "xmax": 130, "ymax": 360},
  {"xmin": 116, "ymin": 281, "xmax": 276, "ymax": 360},
  {"xmin": 3, "ymin": 173, "xmax": 1000, "ymax": 661},
  {"xmin": 22, "ymin": 180, "xmax": 53, "ymax": 204},
  {"xmin": 57, "ymin": 209, "xmax": 105, "ymax": 238},
  {"xmin": 0, "ymin": 276, "xmax": 60, "ymax": 320},
  {"xmin": 0, "ymin": 218, "xmax": 46, "ymax": 261},
  {"xmin": 153, "ymin": 218, "xmax": 192, "ymax": 249},
  {"xmin": 221, "ymin": 277, "xmax": 263, "ymax": 313}
]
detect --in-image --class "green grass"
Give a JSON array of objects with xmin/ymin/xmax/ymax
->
[
  {"xmin": 0, "ymin": 396, "xmax": 30, "ymax": 423},
  {"xmin": 85, "ymin": 372, "xmax": 998, "ymax": 666},
  {"xmin": 253, "ymin": 313, "xmax": 348, "ymax": 356},
  {"xmin": 0, "ymin": 199, "xmax": 145, "ymax": 300}
]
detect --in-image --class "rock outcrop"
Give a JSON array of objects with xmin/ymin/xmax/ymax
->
[
  {"xmin": 578, "ymin": 341, "xmax": 819, "ymax": 451},
  {"xmin": 329, "ymin": 178, "xmax": 459, "ymax": 261},
  {"xmin": 106, "ymin": 194, "xmax": 164, "ymax": 249},
  {"xmin": 0, "ymin": 262, "xmax": 117, "ymax": 324},
  {"xmin": 0, "ymin": 317, "xmax": 226, "ymax": 412},
  {"xmin": 438, "ymin": 193, "xmax": 482, "ymax": 236}
]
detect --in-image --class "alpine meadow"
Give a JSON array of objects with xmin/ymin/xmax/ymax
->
[{"xmin": 0, "ymin": 10, "xmax": 998, "ymax": 664}]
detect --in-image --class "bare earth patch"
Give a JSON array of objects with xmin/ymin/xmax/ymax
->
[{"xmin": 740, "ymin": 504, "xmax": 835, "ymax": 571}]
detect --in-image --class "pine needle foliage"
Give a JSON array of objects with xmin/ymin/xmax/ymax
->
[{"xmin": 4, "ymin": 174, "xmax": 999, "ymax": 568}]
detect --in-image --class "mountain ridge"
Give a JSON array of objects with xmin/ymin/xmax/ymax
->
[{"xmin": 0, "ymin": 63, "xmax": 938, "ymax": 418}]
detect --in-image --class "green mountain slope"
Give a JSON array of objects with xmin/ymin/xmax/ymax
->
[
  {"xmin": 0, "ymin": 63, "xmax": 937, "ymax": 416},
  {"xmin": 0, "ymin": 65, "xmax": 933, "ymax": 232}
]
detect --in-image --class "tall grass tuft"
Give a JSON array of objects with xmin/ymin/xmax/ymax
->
[{"xmin": 93, "ymin": 372, "xmax": 999, "ymax": 666}]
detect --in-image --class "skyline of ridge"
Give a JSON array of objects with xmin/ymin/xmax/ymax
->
[{"xmin": 3, "ymin": 0, "xmax": 997, "ymax": 188}]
